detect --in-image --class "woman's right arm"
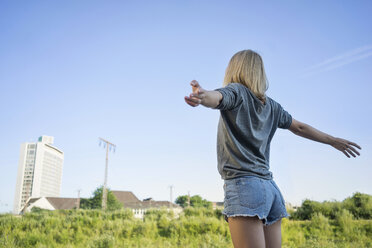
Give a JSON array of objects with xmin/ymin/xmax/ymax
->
[
  {"xmin": 184, "ymin": 80, "xmax": 223, "ymax": 108},
  {"xmin": 288, "ymin": 118, "xmax": 362, "ymax": 158}
]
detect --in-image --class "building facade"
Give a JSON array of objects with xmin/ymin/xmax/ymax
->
[
  {"xmin": 13, "ymin": 136, "xmax": 64, "ymax": 214},
  {"xmin": 112, "ymin": 191, "xmax": 183, "ymax": 219},
  {"xmin": 21, "ymin": 191, "xmax": 183, "ymax": 218},
  {"xmin": 21, "ymin": 197, "xmax": 78, "ymax": 214}
]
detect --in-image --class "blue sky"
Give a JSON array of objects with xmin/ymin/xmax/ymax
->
[{"xmin": 0, "ymin": 1, "xmax": 371, "ymax": 213}]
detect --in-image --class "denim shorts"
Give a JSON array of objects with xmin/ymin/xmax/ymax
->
[{"xmin": 222, "ymin": 175, "xmax": 289, "ymax": 226}]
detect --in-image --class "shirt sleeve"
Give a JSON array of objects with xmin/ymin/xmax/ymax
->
[
  {"xmin": 214, "ymin": 83, "xmax": 244, "ymax": 110},
  {"xmin": 277, "ymin": 103, "xmax": 292, "ymax": 129}
]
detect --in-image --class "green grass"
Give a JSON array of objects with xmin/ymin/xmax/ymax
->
[{"xmin": 0, "ymin": 208, "xmax": 371, "ymax": 248}]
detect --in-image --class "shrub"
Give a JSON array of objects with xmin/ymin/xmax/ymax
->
[
  {"xmin": 308, "ymin": 213, "xmax": 333, "ymax": 241},
  {"xmin": 335, "ymin": 209, "xmax": 355, "ymax": 235},
  {"xmin": 291, "ymin": 200, "xmax": 323, "ymax": 220},
  {"xmin": 89, "ymin": 233, "xmax": 115, "ymax": 248},
  {"xmin": 343, "ymin": 192, "xmax": 372, "ymax": 219}
]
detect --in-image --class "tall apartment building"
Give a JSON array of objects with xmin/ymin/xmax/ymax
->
[{"xmin": 13, "ymin": 136, "xmax": 64, "ymax": 214}]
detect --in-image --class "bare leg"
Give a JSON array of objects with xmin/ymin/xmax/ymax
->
[
  {"xmin": 228, "ymin": 216, "xmax": 265, "ymax": 248},
  {"xmin": 263, "ymin": 219, "xmax": 282, "ymax": 248}
]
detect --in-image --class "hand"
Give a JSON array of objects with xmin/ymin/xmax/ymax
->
[
  {"xmin": 330, "ymin": 137, "xmax": 362, "ymax": 158},
  {"xmin": 184, "ymin": 80, "xmax": 206, "ymax": 107}
]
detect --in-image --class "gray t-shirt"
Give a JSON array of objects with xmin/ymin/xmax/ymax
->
[{"xmin": 215, "ymin": 83, "xmax": 292, "ymax": 180}]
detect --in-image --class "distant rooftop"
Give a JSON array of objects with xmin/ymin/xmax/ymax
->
[
  {"xmin": 111, "ymin": 191, "xmax": 181, "ymax": 209},
  {"xmin": 111, "ymin": 191, "xmax": 141, "ymax": 203}
]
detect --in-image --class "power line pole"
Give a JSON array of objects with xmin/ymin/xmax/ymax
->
[
  {"xmin": 168, "ymin": 185, "xmax": 174, "ymax": 209},
  {"xmin": 99, "ymin": 137, "xmax": 116, "ymax": 211},
  {"xmin": 76, "ymin": 189, "xmax": 81, "ymax": 210},
  {"xmin": 187, "ymin": 191, "xmax": 191, "ymax": 208}
]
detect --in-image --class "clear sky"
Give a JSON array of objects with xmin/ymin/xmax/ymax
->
[{"xmin": 1, "ymin": 1, "xmax": 371, "ymax": 213}]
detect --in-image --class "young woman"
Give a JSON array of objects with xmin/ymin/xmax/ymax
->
[{"xmin": 184, "ymin": 50, "xmax": 361, "ymax": 248}]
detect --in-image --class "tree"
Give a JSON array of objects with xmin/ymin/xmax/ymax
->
[
  {"xmin": 292, "ymin": 199, "xmax": 323, "ymax": 220},
  {"xmin": 176, "ymin": 195, "xmax": 212, "ymax": 208},
  {"xmin": 343, "ymin": 192, "xmax": 372, "ymax": 219},
  {"xmin": 175, "ymin": 195, "xmax": 189, "ymax": 208},
  {"xmin": 80, "ymin": 186, "xmax": 123, "ymax": 211}
]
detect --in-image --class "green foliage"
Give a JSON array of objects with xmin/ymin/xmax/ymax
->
[
  {"xmin": 175, "ymin": 195, "xmax": 212, "ymax": 208},
  {"xmin": 308, "ymin": 213, "xmax": 333, "ymax": 241},
  {"xmin": 291, "ymin": 192, "xmax": 372, "ymax": 221},
  {"xmin": 343, "ymin": 192, "xmax": 372, "ymax": 219},
  {"xmin": 30, "ymin": 206, "xmax": 49, "ymax": 213},
  {"xmin": 292, "ymin": 199, "xmax": 323, "ymax": 220},
  {"xmin": 335, "ymin": 209, "xmax": 355, "ymax": 235},
  {"xmin": 90, "ymin": 233, "xmax": 115, "ymax": 248},
  {"xmin": 80, "ymin": 186, "xmax": 123, "ymax": 211},
  {"xmin": 0, "ymin": 193, "xmax": 371, "ymax": 247}
]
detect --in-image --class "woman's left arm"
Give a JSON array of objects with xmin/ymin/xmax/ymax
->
[{"xmin": 289, "ymin": 118, "xmax": 362, "ymax": 158}]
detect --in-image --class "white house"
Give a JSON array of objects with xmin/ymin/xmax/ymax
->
[
  {"xmin": 20, "ymin": 197, "xmax": 78, "ymax": 213},
  {"xmin": 112, "ymin": 191, "xmax": 183, "ymax": 218},
  {"xmin": 20, "ymin": 191, "xmax": 183, "ymax": 219}
]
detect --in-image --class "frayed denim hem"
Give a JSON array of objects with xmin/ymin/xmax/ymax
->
[
  {"xmin": 265, "ymin": 212, "xmax": 290, "ymax": 226},
  {"xmin": 223, "ymin": 213, "xmax": 268, "ymax": 225},
  {"xmin": 223, "ymin": 212, "xmax": 290, "ymax": 226}
]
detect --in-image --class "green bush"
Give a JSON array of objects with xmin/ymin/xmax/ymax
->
[
  {"xmin": 336, "ymin": 209, "xmax": 355, "ymax": 234},
  {"xmin": 175, "ymin": 195, "xmax": 212, "ymax": 208},
  {"xmin": 308, "ymin": 213, "xmax": 333, "ymax": 241},
  {"xmin": 291, "ymin": 192, "xmax": 372, "ymax": 221},
  {"xmin": 80, "ymin": 186, "xmax": 123, "ymax": 211},
  {"xmin": 90, "ymin": 233, "xmax": 115, "ymax": 248},
  {"xmin": 0, "ymin": 201, "xmax": 371, "ymax": 248},
  {"xmin": 343, "ymin": 192, "xmax": 372, "ymax": 219}
]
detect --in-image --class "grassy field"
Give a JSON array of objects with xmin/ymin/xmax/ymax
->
[{"xmin": 1, "ymin": 208, "xmax": 371, "ymax": 248}]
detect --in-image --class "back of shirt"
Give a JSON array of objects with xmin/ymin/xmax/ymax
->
[{"xmin": 215, "ymin": 83, "xmax": 292, "ymax": 180}]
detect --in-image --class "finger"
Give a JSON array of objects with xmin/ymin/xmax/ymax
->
[
  {"xmin": 345, "ymin": 148, "xmax": 356, "ymax": 158},
  {"xmin": 347, "ymin": 145, "xmax": 360, "ymax": 156},
  {"xmin": 187, "ymin": 95, "xmax": 202, "ymax": 104},
  {"xmin": 185, "ymin": 95, "xmax": 198, "ymax": 102},
  {"xmin": 191, "ymin": 81, "xmax": 201, "ymax": 94},
  {"xmin": 190, "ymin": 93, "xmax": 204, "ymax": 99},
  {"xmin": 184, "ymin": 97, "xmax": 199, "ymax": 107},
  {"xmin": 341, "ymin": 150, "xmax": 350, "ymax": 158},
  {"xmin": 189, "ymin": 94, "xmax": 202, "ymax": 103},
  {"xmin": 348, "ymin": 141, "xmax": 362, "ymax": 150},
  {"xmin": 185, "ymin": 99, "xmax": 198, "ymax": 107},
  {"xmin": 190, "ymin": 80, "xmax": 200, "ymax": 88},
  {"xmin": 192, "ymin": 98, "xmax": 202, "ymax": 103}
]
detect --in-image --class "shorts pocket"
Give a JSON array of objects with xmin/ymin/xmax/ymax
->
[{"xmin": 236, "ymin": 177, "xmax": 265, "ymax": 208}]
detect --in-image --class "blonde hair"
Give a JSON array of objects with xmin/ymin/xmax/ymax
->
[{"xmin": 223, "ymin": 50, "xmax": 269, "ymax": 103}]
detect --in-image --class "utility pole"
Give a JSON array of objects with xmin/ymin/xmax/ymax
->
[
  {"xmin": 76, "ymin": 189, "xmax": 81, "ymax": 210},
  {"xmin": 168, "ymin": 185, "xmax": 174, "ymax": 209},
  {"xmin": 99, "ymin": 137, "xmax": 116, "ymax": 211},
  {"xmin": 187, "ymin": 191, "xmax": 191, "ymax": 208}
]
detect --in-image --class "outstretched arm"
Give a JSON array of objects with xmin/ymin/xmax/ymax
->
[
  {"xmin": 184, "ymin": 80, "xmax": 223, "ymax": 108},
  {"xmin": 288, "ymin": 118, "xmax": 362, "ymax": 158}
]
